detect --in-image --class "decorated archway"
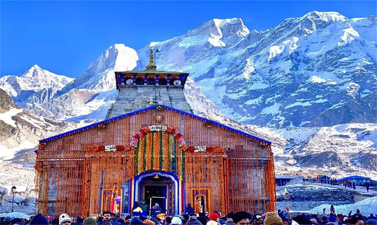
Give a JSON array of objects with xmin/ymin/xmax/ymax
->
[
  {"xmin": 131, "ymin": 125, "xmax": 188, "ymax": 181},
  {"xmin": 133, "ymin": 171, "xmax": 181, "ymax": 215}
]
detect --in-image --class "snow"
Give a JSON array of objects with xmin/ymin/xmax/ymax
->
[
  {"xmin": 309, "ymin": 196, "xmax": 377, "ymax": 215},
  {"xmin": 245, "ymin": 96, "xmax": 263, "ymax": 105},
  {"xmin": 178, "ymin": 36, "xmax": 207, "ymax": 48},
  {"xmin": 0, "ymin": 108, "xmax": 23, "ymax": 127},
  {"xmin": 242, "ymin": 59, "xmax": 255, "ymax": 81},
  {"xmin": 261, "ymin": 102, "xmax": 281, "ymax": 115},
  {"xmin": 208, "ymin": 35, "xmax": 226, "ymax": 47},
  {"xmin": 0, "ymin": 141, "xmax": 36, "ymax": 160},
  {"xmin": 269, "ymin": 45, "xmax": 285, "ymax": 60},
  {"xmin": 307, "ymin": 11, "xmax": 348, "ymax": 23},
  {"xmin": 311, "ymin": 76, "xmax": 327, "ymax": 83},
  {"xmin": 339, "ymin": 27, "xmax": 360, "ymax": 46},
  {"xmin": 1, "ymin": 11, "xmax": 376, "ymax": 195},
  {"xmin": 285, "ymin": 101, "xmax": 311, "ymax": 109}
]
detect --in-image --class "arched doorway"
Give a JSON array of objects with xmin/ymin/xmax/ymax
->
[{"xmin": 133, "ymin": 171, "xmax": 180, "ymax": 215}]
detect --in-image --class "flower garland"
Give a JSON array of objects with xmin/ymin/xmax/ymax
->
[
  {"xmin": 97, "ymin": 123, "xmax": 106, "ymax": 131},
  {"xmin": 87, "ymin": 145, "xmax": 132, "ymax": 152},
  {"xmin": 38, "ymin": 142, "xmax": 46, "ymax": 150},
  {"xmin": 203, "ymin": 121, "xmax": 213, "ymax": 128},
  {"xmin": 182, "ymin": 146, "xmax": 225, "ymax": 153},
  {"xmin": 130, "ymin": 126, "xmax": 186, "ymax": 147},
  {"xmin": 155, "ymin": 105, "xmax": 165, "ymax": 111}
]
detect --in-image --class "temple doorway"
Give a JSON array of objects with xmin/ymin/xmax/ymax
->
[
  {"xmin": 134, "ymin": 171, "xmax": 180, "ymax": 215},
  {"xmin": 144, "ymin": 185, "xmax": 167, "ymax": 214}
]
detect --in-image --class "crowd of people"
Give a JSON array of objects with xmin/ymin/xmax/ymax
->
[{"xmin": 0, "ymin": 206, "xmax": 377, "ymax": 225}]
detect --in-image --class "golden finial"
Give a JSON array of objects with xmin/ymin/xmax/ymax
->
[
  {"xmin": 146, "ymin": 49, "xmax": 157, "ymax": 71},
  {"xmin": 148, "ymin": 97, "xmax": 154, "ymax": 105}
]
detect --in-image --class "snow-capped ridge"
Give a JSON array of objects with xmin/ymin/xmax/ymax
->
[
  {"xmin": 186, "ymin": 18, "xmax": 250, "ymax": 40},
  {"xmin": 58, "ymin": 44, "xmax": 138, "ymax": 93},
  {"xmin": 304, "ymin": 11, "xmax": 348, "ymax": 23}
]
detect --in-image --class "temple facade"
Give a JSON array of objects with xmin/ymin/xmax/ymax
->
[{"xmin": 35, "ymin": 50, "xmax": 276, "ymax": 217}]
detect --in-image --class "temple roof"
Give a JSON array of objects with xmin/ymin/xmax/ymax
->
[
  {"xmin": 115, "ymin": 70, "xmax": 188, "ymax": 75},
  {"xmin": 39, "ymin": 105, "xmax": 271, "ymax": 145}
]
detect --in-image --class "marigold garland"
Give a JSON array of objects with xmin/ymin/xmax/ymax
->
[
  {"xmin": 97, "ymin": 123, "xmax": 106, "ymax": 130},
  {"xmin": 38, "ymin": 143, "xmax": 46, "ymax": 150},
  {"xmin": 116, "ymin": 145, "xmax": 125, "ymax": 151}
]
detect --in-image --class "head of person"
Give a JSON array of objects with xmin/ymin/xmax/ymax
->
[
  {"xmin": 59, "ymin": 214, "xmax": 72, "ymax": 225},
  {"xmin": 103, "ymin": 211, "xmax": 112, "ymax": 221},
  {"xmin": 29, "ymin": 214, "xmax": 49, "ymax": 225},
  {"xmin": 210, "ymin": 213, "xmax": 221, "ymax": 222},
  {"xmin": 233, "ymin": 211, "xmax": 252, "ymax": 225},
  {"xmin": 171, "ymin": 217, "xmax": 183, "ymax": 225},
  {"xmin": 253, "ymin": 214, "xmax": 263, "ymax": 225},
  {"xmin": 83, "ymin": 217, "xmax": 97, "ymax": 225},
  {"xmin": 263, "ymin": 212, "xmax": 282, "ymax": 225}
]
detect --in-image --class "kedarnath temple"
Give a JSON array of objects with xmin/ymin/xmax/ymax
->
[{"xmin": 35, "ymin": 50, "xmax": 276, "ymax": 217}]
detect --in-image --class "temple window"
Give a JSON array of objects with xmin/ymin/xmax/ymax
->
[
  {"xmin": 136, "ymin": 78, "xmax": 144, "ymax": 85},
  {"xmin": 159, "ymin": 79, "xmax": 167, "ymax": 85},
  {"xmin": 147, "ymin": 78, "xmax": 156, "ymax": 85}
]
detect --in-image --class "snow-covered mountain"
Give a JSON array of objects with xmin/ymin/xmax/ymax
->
[
  {"xmin": 136, "ymin": 12, "xmax": 377, "ymax": 127},
  {"xmin": 0, "ymin": 65, "xmax": 73, "ymax": 108},
  {"xmin": 0, "ymin": 88, "xmax": 81, "ymax": 187},
  {"xmin": 3, "ymin": 12, "xmax": 376, "ymax": 126},
  {"xmin": 0, "ymin": 11, "xmax": 376, "ymax": 180}
]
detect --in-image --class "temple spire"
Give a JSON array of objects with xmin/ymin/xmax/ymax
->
[{"xmin": 146, "ymin": 49, "xmax": 157, "ymax": 71}]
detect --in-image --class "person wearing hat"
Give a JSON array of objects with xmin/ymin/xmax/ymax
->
[
  {"xmin": 233, "ymin": 211, "xmax": 252, "ymax": 225},
  {"xmin": 59, "ymin": 213, "xmax": 72, "ymax": 225},
  {"xmin": 29, "ymin": 214, "xmax": 49, "ymax": 225},
  {"xmin": 186, "ymin": 215, "xmax": 203, "ymax": 225},
  {"xmin": 83, "ymin": 217, "xmax": 97, "ymax": 225},
  {"xmin": 138, "ymin": 200, "xmax": 149, "ymax": 216},
  {"xmin": 151, "ymin": 203, "xmax": 162, "ymax": 217},
  {"xmin": 208, "ymin": 213, "xmax": 221, "ymax": 225},
  {"xmin": 171, "ymin": 217, "xmax": 183, "ymax": 225},
  {"xmin": 263, "ymin": 212, "xmax": 282, "ymax": 225}
]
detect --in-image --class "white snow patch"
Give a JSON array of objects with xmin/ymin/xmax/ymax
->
[
  {"xmin": 285, "ymin": 102, "xmax": 311, "ymax": 109},
  {"xmin": 0, "ymin": 141, "xmax": 36, "ymax": 160},
  {"xmin": 179, "ymin": 36, "xmax": 207, "ymax": 48},
  {"xmin": 0, "ymin": 108, "xmax": 23, "ymax": 127},
  {"xmin": 242, "ymin": 59, "xmax": 255, "ymax": 81},
  {"xmin": 245, "ymin": 96, "xmax": 263, "ymax": 105},
  {"xmin": 269, "ymin": 45, "xmax": 285, "ymax": 60},
  {"xmin": 311, "ymin": 76, "xmax": 326, "ymax": 83},
  {"xmin": 208, "ymin": 35, "xmax": 226, "ymax": 47},
  {"xmin": 261, "ymin": 102, "xmax": 281, "ymax": 115},
  {"xmin": 310, "ymin": 196, "xmax": 377, "ymax": 215}
]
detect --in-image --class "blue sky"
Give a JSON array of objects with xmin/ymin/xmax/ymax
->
[{"xmin": 1, "ymin": 1, "xmax": 376, "ymax": 78}]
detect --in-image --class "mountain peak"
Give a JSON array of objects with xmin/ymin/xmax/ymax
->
[
  {"xmin": 21, "ymin": 64, "xmax": 45, "ymax": 78},
  {"xmin": 187, "ymin": 17, "xmax": 250, "ymax": 39},
  {"xmin": 304, "ymin": 11, "xmax": 348, "ymax": 22},
  {"xmin": 32, "ymin": 64, "xmax": 42, "ymax": 69}
]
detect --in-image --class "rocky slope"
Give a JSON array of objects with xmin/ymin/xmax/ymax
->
[{"xmin": 0, "ymin": 88, "xmax": 80, "ymax": 187}]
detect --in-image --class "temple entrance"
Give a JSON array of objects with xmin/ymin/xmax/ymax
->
[
  {"xmin": 134, "ymin": 171, "xmax": 180, "ymax": 215},
  {"xmin": 144, "ymin": 185, "xmax": 167, "ymax": 214}
]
